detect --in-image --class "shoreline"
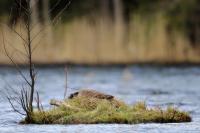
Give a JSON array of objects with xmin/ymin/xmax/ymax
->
[{"xmin": 1, "ymin": 62, "xmax": 200, "ymax": 68}]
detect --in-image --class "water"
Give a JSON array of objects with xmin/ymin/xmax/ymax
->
[{"xmin": 0, "ymin": 66, "xmax": 200, "ymax": 133}]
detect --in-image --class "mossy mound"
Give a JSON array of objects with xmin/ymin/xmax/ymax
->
[{"xmin": 25, "ymin": 96, "xmax": 192, "ymax": 124}]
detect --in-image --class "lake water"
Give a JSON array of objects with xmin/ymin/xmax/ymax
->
[{"xmin": 0, "ymin": 66, "xmax": 200, "ymax": 133}]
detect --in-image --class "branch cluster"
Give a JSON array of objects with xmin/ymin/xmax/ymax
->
[{"xmin": 2, "ymin": 0, "xmax": 71, "ymax": 122}]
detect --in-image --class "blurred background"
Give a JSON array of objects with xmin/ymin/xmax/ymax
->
[
  {"xmin": 1, "ymin": 1, "xmax": 200, "ymax": 132},
  {"xmin": 0, "ymin": 0, "xmax": 200, "ymax": 65}
]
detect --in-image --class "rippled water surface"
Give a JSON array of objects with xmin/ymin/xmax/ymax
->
[{"xmin": 0, "ymin": 66, "xmax": 200, "ymax": 133}]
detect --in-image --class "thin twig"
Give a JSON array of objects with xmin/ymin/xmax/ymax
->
[
  {"xmin": 64, "ymin": 66, "xmax": 68, "ymax": 99},
  {"xmin": 48, "ymin": 0, "xmax": 63, "ymax": 14},
  {"xmin": 7, "ymin": 96, "xmax": 26, "ymax": 115},
  {"xmin": 14, "ymin": 0, "xmax": 29, "ymax": 14},
  {"xmin": 52, "ymin": 0, "xmax": 71, "ymax": 25},
  {"xmin": 1, "ymin": 30, "xmax": 31, "ymax": 87}
]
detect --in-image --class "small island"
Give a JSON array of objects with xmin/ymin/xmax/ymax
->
[{"xmin": 21, "ymin": 90, "xmax": 191, "ymax": 124}]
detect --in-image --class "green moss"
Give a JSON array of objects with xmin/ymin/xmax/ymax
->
[{"xmin": 25, "ymin": 97, "xmax": 191, "ymax": 124}]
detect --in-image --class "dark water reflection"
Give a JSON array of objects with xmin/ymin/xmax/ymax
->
[{"xmin": 0, "ymin": 66, "xmax": 200, "ymax": 133}]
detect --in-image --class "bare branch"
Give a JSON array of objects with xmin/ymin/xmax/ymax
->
[
  {"xmin": 35, "ymin": 91, "xmax": 41, "ymax": 111},
  {"xmin": 3, "ymin": 0, "xmax": 71, "ymax": 122},
  {"xmin": 30, "ymin": 26, "xmax": 47, "ymax": 43},
  {"xmin": 64, "ymin": 66, "xmax": 68, "ymax": 99},
  {"xmin": 52, "ymin": 0, "xmax": 71, "ymax": 25},
  {"xmin": 49, "ymin": 0, "xmax": 63, "ymax": 14},
  {"xmin": 13, "ymin": 28, "xmax": 28, "ymax": 43},
  {"xmin": 0, "ymin": 23, "xmax": 28, "ymax": 43},
  {"xmin": 32, "ymin": 32, "xmax": 47, "ymax": 53},
  {"xmin": 14, "ymin": 0, "xmax": 29, "ymax": 14},
  {"xmin": 7, "ymin": 96, "xmax": 26, "ymax": 116},
  {"xmin": 2, "ymin": 30, "xmax": 31, "ymax": 86},
  {"xmin": 4, "ymin": 38, "xmax": 28, "ymax": 58}
]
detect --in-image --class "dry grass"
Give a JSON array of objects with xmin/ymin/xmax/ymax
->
[
  {"xmin": 22, "ymin": 96, "xmax": 191, "ymax": 124},
  {"xmin": 1, "ymin": 13, "xmax": 200, "ymax": 65}
]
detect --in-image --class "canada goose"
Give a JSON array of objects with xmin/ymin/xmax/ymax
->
[{"xmin": 69, "ymin": 89, "xmax": 114, "ymax": 100}]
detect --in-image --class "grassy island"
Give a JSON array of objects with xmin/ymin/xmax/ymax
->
[{"xmin": 21, "ymin": 90, "xmax": 191, "ymax": 124}]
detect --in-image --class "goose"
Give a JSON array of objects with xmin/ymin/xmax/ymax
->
[{"xmin": 69, "ymin": 89, "xmax": 114, "ymax": 100}]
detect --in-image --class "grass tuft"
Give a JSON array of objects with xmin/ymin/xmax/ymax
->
[{"xmin": 23, "ymin": 96, "xmax": 191, "ymax": 124}]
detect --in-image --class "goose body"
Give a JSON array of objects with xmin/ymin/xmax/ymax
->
[{"xmin": 69, "ymin": 89, "xmax": 114, "ymax": 100}]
